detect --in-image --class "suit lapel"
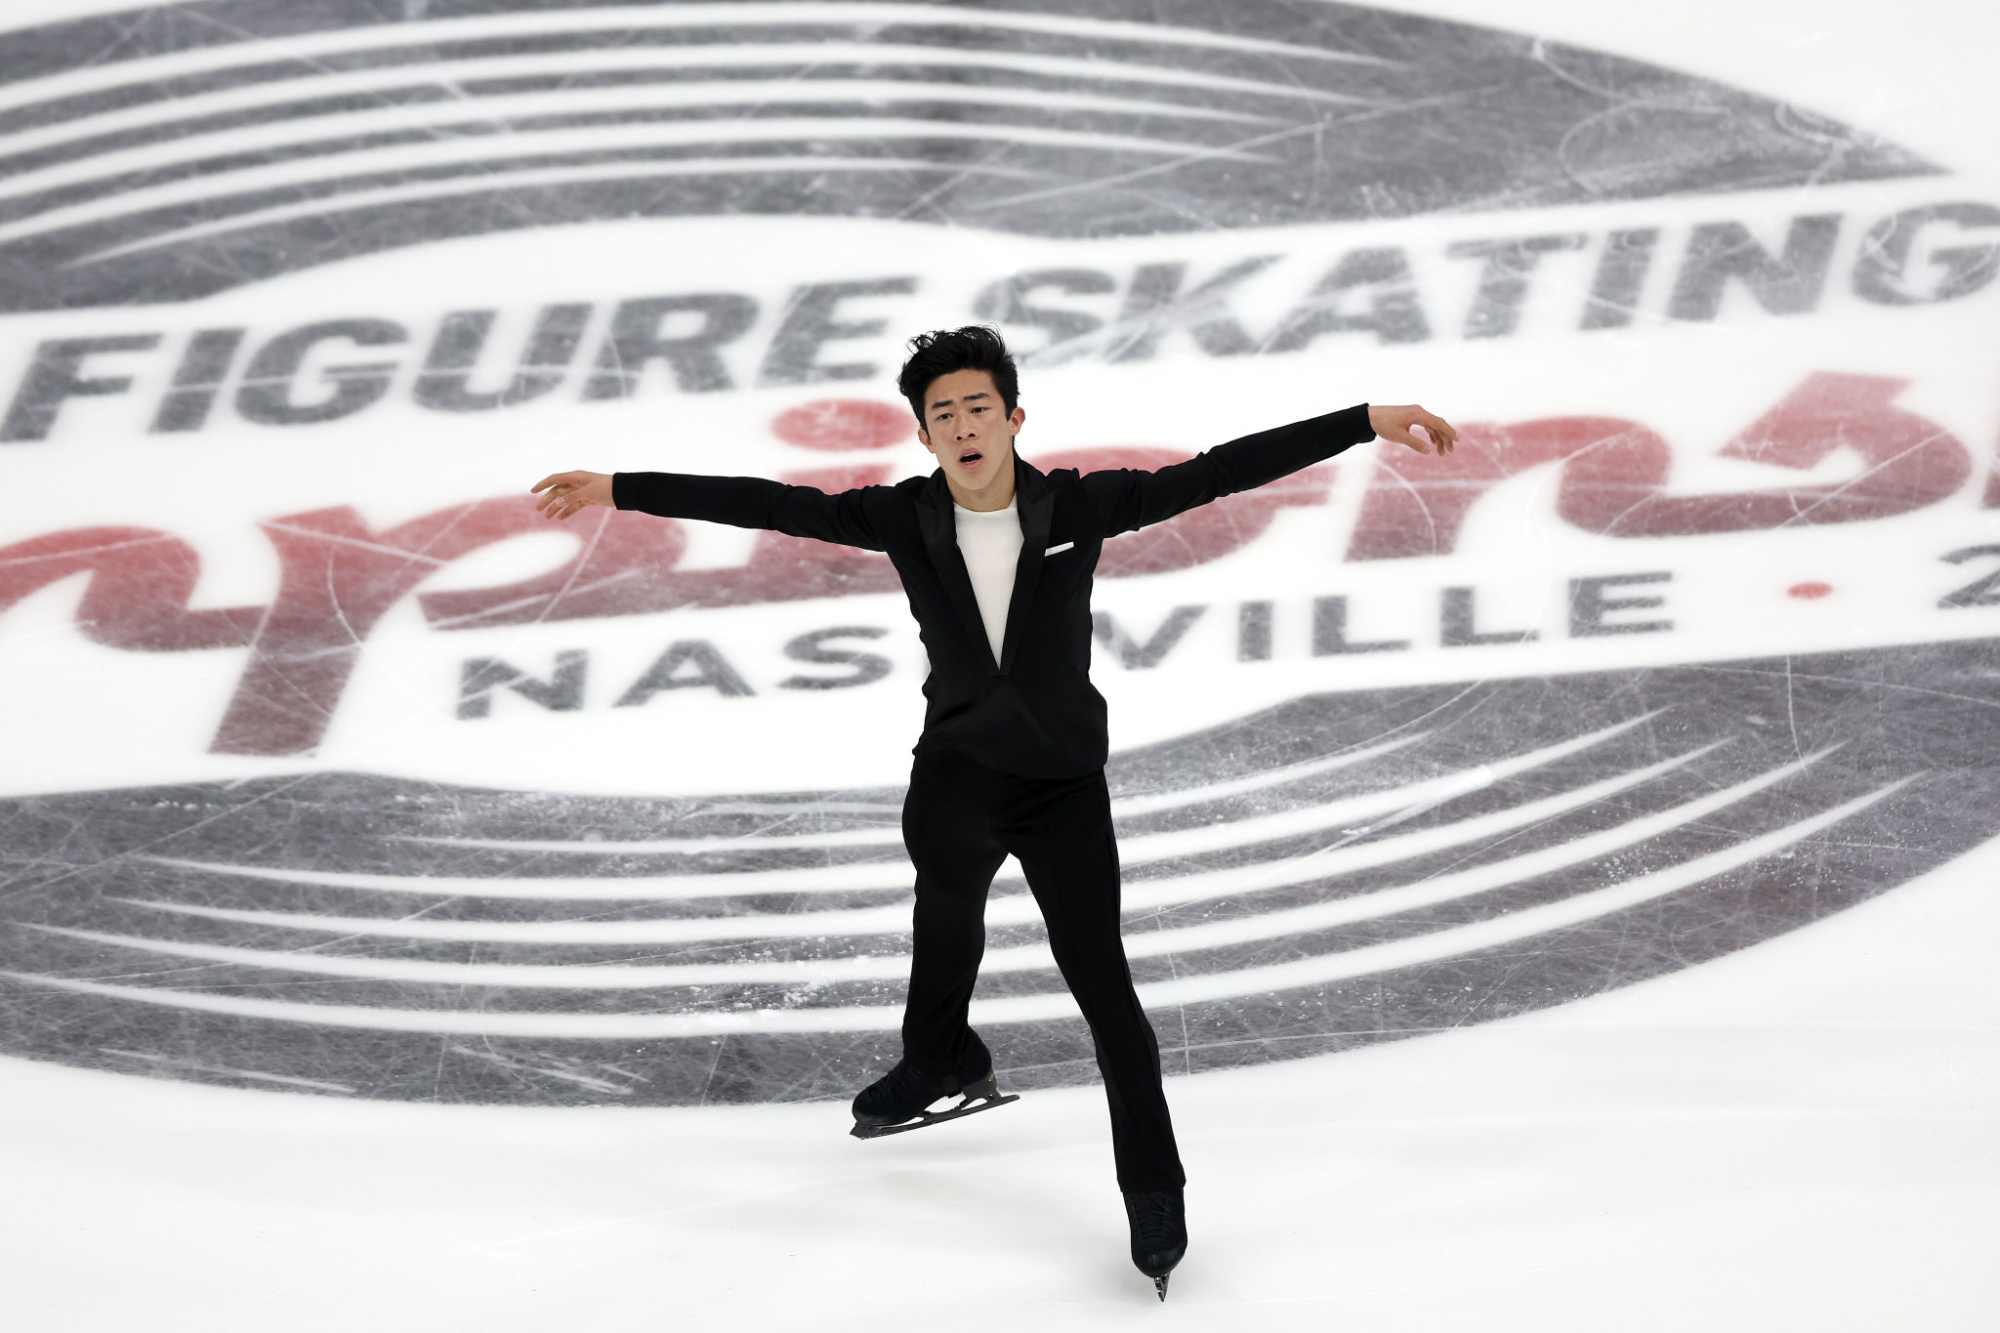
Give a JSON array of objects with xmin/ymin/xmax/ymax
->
[
  {"xmin": 998, "ymin": 460, "xmax": 1053, "ymax": 675},
  {"xmin": 915, "ymin": 470, "xmax": 1001, "ymax": 675}
]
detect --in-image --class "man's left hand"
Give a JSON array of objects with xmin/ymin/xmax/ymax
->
[{"xmin": 1368, "ymin": 404, "xmax": 1458, "ymax": 455}]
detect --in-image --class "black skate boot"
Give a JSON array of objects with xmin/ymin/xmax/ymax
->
[
  {"xmin": 849, "ymin": 1056, "xmax": 1018, "ymax": 1138},
  {"xmin": 1123, "ymin": 1187, "xmax": 1187, "ymax": 1301}
]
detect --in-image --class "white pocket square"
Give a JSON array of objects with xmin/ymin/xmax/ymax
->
[{"xmin": 1045, "ymin": 541, "xmax": 1074, "ymax": 556}]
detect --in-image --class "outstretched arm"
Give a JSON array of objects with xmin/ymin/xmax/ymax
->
[
  {"xmin": 1079, "ymin": 402, "xmax": 1458, "ymax": 537},
  {"xmin": 530, "ymin": 469, "xmax": 886, "ymax": 551}
]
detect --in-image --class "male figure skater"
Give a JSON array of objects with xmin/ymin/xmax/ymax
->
[{"xmin": 532, "ymin": 326, "xmax": 1457, "ymax": 1299}]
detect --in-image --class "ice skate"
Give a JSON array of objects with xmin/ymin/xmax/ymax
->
[
  {"xmin": 1123, "ymin": 1186, "xmax": 1187, "ymax": 1300},
  {"xmin": 849, "ymin": 1056, "xmax": 1018, "ymax": 1139}
]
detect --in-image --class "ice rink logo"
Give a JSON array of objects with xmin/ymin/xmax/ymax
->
[
  {"xmin": 3, "ymin": 647, "xmax": 1994, "ymax": 1105},
  {"xmin": 2, "ymin": 2, "xmax": 1999, "ymax": 1107},
  {"xmin": 0, "ymin": 0, "xmax": 1935, "ymax": 310}
]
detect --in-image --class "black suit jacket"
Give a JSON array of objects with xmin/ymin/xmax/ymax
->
[{"xmin": 613, "ymin": 403, "xmax": 1375, "ymax": 776}]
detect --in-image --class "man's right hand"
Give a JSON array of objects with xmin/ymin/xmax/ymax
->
[{"xmin": 531, "ymin": 470, "xmax": 615, "ymax": 520}]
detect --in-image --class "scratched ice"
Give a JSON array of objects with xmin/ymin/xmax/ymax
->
[{"xmin": 1, "ymin": 1, "xmax": 1998, "ymax": 1329}]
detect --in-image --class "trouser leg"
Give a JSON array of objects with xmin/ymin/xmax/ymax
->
[
  {"xmin": 1006, "ymin": 771, "xmax": 1186, "ymax": 1192},
  {"xmin": 899, "ymin": 754, "xmax": 1006, "ymax": 1077}
]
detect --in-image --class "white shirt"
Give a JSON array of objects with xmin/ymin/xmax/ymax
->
[{"xmin": 952, "ymin": 497, "xmax": 1023, "ymax": 662}]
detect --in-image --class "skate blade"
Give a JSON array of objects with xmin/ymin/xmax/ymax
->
[
  {"xmin": 849, "ymin": 1089, "xmax": 1019, "ymax": 1139},
  {"xmin": 1155, "ymin": 1274, "xmax": 1170, "ymax": 1302}
]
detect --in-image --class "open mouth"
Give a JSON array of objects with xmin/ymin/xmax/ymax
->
[{"xmin": 957, "ymin": 448, "xmax": 983, "ymax": 468}]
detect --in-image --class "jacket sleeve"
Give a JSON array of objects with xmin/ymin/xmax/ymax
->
[
  {"xmin": 1077, "ymin": 404, "xmax": 1375, "ymax": 538},
  {"xmin": 612, "ymin": 472, "xmax": 889, "ymax": 551}
]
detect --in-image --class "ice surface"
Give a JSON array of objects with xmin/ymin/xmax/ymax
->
[{"xmin": 1, "ymin": 0, "xmax": 1998, "ymax": 1327}]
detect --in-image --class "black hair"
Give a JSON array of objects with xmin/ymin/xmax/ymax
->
[{"xmin": 897, "ymin": 325, "xmax": 1018, "ymax": 427}]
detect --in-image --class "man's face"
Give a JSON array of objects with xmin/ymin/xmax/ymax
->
[{"xmin": 917, "ymin": 368, "xmax": 1025, "ymax": 498}]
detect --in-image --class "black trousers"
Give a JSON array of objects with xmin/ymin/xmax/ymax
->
[{"xmin": 899, "ymin": 749, "xmax": 1186, "ymax": 1192}]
